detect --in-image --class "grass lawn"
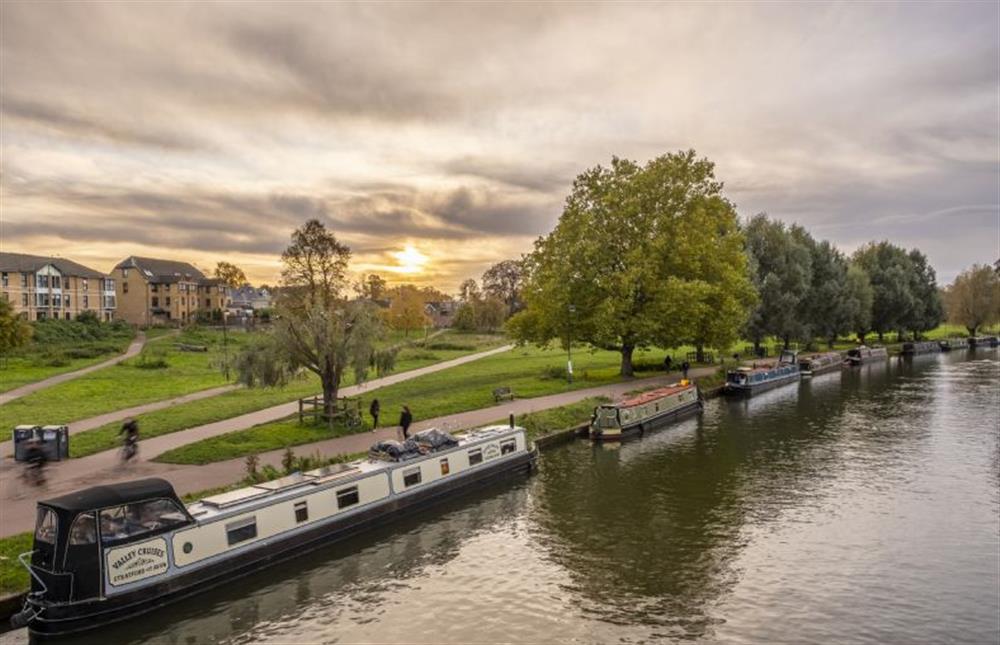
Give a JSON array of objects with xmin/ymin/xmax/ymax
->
[
  {"xmin": 154, "ymin": 343, "xmax": 686, "ymax": 465},
  {"xmin": 66, "ymin": 331, "xmax": 506, "ymax": 458},
  {"xmin": 514, "ymin": 396, "xmax": 610, "ymax": 442},
  {"xmin": 0, "ymin": 531, "xmax": 32, "ymax": 595},
  {"xmin": 0, "ymin": 328, "xmax": 263, "ymax": 429}
]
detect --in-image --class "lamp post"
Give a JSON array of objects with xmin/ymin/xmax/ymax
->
[{"xmin": 567, "ymin": 304, "xmax": 576, "ymax": 384}]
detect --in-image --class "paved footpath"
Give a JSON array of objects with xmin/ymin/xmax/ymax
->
[
  {"xmin": 0, "ymin": 365, "xmax": 715, "ymax": 537},
  {"xmin": 0, "ymin": 333, "xmax": 147, "ymax": 405}
]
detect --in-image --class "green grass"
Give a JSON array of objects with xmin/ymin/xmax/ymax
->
[
  {"xmin": 0, "ymin": 532, "xmax": 33, "ymax": 595},
  {"xmin": 0, "ymin": 328, "xmax": 265, "ymax": 429},
  {"xmin": 154, "ymin": 343, "xmax": 681, "ymax": 465},
  {"xmin": 66, "ymin": 331, "xmax": 507, "ymax": 458},
  {"xmin": 514, "ymin": 396, "xmax": 611, "ymax": 442}
]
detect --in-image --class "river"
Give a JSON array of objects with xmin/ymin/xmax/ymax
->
[{"xmin": 14, "ymin": 351, "xmax": 1000, "ymax": 644}]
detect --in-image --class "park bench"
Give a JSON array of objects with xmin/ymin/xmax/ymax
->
[
  {"xmin": 176, "ymin": 343, "xmax": 209, "ymax": 352},
  {"xmin": 493, "ymin": 386, "xmax": 515, "ymax": 402}
]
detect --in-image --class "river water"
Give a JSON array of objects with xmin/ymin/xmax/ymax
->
[{"xmin": 22, "ymin": 351, "xmax": 1000, "ymax": 644}]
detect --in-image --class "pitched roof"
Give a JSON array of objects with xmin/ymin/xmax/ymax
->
[
  {"xmin": 0, "ymin": 252, "xmax": 106, "ymax": 278},
  {"xmin": 115, "ymin": 256, "xmax": 205, "ymax": 281}
]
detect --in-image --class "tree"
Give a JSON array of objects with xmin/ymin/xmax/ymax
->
[
  {"xmin": 743, "ymin": 215, "xmax": 812, "ymax": 351},
  {"xmin": 905, "ymin": 249, "xmax": 943, "ymax": 338},
  {"xmin": 0, "ymin": 299, "xmax": 32, "ymax": 358},
  {"xmin": 475, "ymin": 296, "xmax": 507, "ymax": 332},
  {"xmin": 214, "ymin": 261, "xmax": 247, "ymax": 289},
  {"xmin": 385, "ymin": 285, "xmax": 430, "ymax": 337},
  {"xmin": 235, "ymin": 219, "xmax": 386, "ymax": 420},
  {"xmin": 944, "ymin": 264, "xmax": 1000, "ymax": 336},
  {"xmin": 843, "ymin": 263, "xmax": 874, "ymax": 343},
  {"xmin": 509, "ymin": 150, "xmax": 755, "ymax": 376},
  {"xmin": 458, "ymin": 279, "xmax": 480, "ymax": 303},
  {"xmin": 453, "ymin": 303, "xmax": 476, "ymax": 331},
  {"xmin": 357, "ymin": 273, "xmax": 387, "ymax": 301},
  {"xmin": 482, "ymin": 260, "xmax": 524, "ymax": 316},
  {"xmin": 852, "ymin": 242, "xmax": 917, "ymax": 342},
  {"xmin": 794, "ymin": 231, "xmax": 852, "ymax": 348}
]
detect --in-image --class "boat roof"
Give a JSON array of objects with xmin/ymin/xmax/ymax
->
[
  {"xmin": 41, "ymin": 478, "xmax": 178, "ymax": 513},
  {"xmin": 613, "ymin": 384, "xmax": 693, "ymax": 408},
  {"xmin": 185, "ymin": 425, "xmax": 524, "ymax": 522},
  {"xmin": 801, "ymin": 352, "xmax": 841, "ymax": 361}
]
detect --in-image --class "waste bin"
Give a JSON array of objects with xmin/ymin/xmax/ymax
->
[{"xmin": 12, "ymin": 425, "xmax": 69, "ymax": 462}]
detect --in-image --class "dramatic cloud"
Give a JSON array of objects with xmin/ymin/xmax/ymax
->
[{"xmin": 1, "ymin": 2, "xmax": 997, "ymax": 289}]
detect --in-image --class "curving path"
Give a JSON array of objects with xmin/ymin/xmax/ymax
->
[
  {"xmin": 0, "ymin": 363, "xmax": 717, "ymax": 537},
  {"xmin": 0, "ymin": 333, "xmax": 147, "ymax": 406}
]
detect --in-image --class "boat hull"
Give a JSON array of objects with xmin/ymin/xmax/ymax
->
[
  {"xmin": 590, "ymin": 400, "xmax": 702, "ymax": 442},
  {"xmin": 723, "ymin": 371, "xmax": 800, "ymax": 397},
  {"xmin": 23, "ymin": 450, "xmax": 536, "ymax": 638},
  {"xmin": 800, "ymin": 360, "xmax": 842, "ymax": 377}
]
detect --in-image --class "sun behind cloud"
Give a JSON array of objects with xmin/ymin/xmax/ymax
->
[{"xmin": 390, "ymin": 244, "xmax": 429, "ymax": 275}]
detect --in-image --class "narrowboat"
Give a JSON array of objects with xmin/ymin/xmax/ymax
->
[
  {"xmin": 938, "ymin": 338, "xmax": 968, "ymax": 351},
  {"xmin": 589, "ymin": 383, "xmax": 701, "ymax": 442},
  {"xmin": 724, "ymin": 350, "xmax": 801, "ymax": 397},
  {"xmin": 12, "ymin": 425, "xmax": 535, "ymax": 637},
  {"xmin": 969, "ymin": 335, "xmax": 999, "ymax": 348},
  {"xmin": 844, "ymin": 345, "xmax": 888, "ymax": 366},
  {"xmin": 901, "ymin": 341, "xmax": 940, "ymax": 356},
  {"xmin": 797, "ymin": 351, "xmax": 842, "ymax": 376}
]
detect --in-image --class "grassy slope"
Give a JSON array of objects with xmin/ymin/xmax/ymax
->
[
  {"xmin": 67, "ymin": 332, "xmax": 506, "ymax": 457},
  {"xmin": 154, "ymin": 343, "xmax": 683, "ymax": 464},
  {"xmin": 0, "ymin": 532, "xmax": 32, "ymax": 595},
  {"xmin": 0, "ymin": 328, "xmax": 260, "ymax": 429}
]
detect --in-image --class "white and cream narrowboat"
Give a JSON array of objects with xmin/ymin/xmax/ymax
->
[
  {"xmin": 901, "ymin": 341, "xmax": 940, "ymax": 356},
  {"xmin": 12, "ymin": 425, "xmax": 535, "ymax": 637},
  {"xmin": 797, "ymin": 351, "xmax": 842, "ymax": 376},
  {"xmin": 844, "ymin": 345, "xmax": 888, "ymax": 366},
  {"xmin": 589, "ymin": 383, "xmax": 702, "ymax": 442}
]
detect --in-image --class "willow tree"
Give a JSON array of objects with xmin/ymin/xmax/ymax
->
[
  {"xmin": 945, "ymin": 264, "xmax": 1000, "ymax": 336},
  {"xmin": 234, "ymin": 219, "xmax": 387, "ymax": 419},
  {"xmin": 508, "ymin": 150, "xmax": 755, "ymax": 376}
]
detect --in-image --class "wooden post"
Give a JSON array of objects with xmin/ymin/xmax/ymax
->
[{"xmin": 298, "ymin": 398, "xmax": 303, "ymax": 424}]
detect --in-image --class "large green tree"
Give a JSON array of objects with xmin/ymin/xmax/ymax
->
[
  {"xmin": 794, "ymin": 231, "xmax": 852, "ymax": 348},
  {"xmin": 509, "ymin": 150, "xmax": 755, "ymax": 376},
  {"xmin": 743, "ymin": 215, "xmax": 812, "ymax": 351},
  {"xmin": 843, "ymin": 263, "xmax": 874, "ymax": 343},
  {"xmin": 852, "ymin": 242, "xmax": 917, "ymax": 341},
  {"xmin": 481, "ymin": 259, "xmax": 524, "ymax": 316},
  {"xmin": 905, "ymin": 249, "xmax": 944, "ymax": 338},
  {"xmin": 944, "ymin": 264, "xmax": 1000, "ymax": 336},
  {"xmin": 234, "ymin": 219, "xmax": 387, "ymax": 419}
]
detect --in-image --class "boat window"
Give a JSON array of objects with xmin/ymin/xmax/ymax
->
[
  {"xmin": 440, "ymin": 458, "xmax": 450, "ymax": 475},
  {"xmin": 500, "ymin": 439, "xmax": 516, "ymax": 455},
  {"xmin": 69, "ymin": 513, "xmax": 97, "ymax": 545},
  {"xmin": 99, "ymin": 499, "xmax": 189, "ymax": 543},
  {"xmin": 337, "ymin": 486, "xmax": 359, "ymax": 509},
  {"xmin": 226, "ymin": 517, "xmax": 257, "ymax": 546},
  {"xmin": 468, "ymin": 448, "xmax": 483, "ymax": 466},
  {"xmin": 34, "ymin": 507, "xmax": 58, "ymax": 545},
  {"xmin": 294, "ymin": 501, "xmax": 308, "ymax": 523},
  {"xmin": 403, "ymin": 467, "xmax": 422, "ymax": 487}
]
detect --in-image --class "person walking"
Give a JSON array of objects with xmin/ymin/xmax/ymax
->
[
  {"xmin": 399, "ymin": 405, "xmax": 413, "ymax": 440},
  {"xmin": 663, "ymin": 355, "xmax": 672, "ymax": 371},
  {"xmin": 681, "ymin": 360, "xmax": 690, "ymax": 380},
  {"xmin": 369, "ymin": 398, "xmax": 380, "ymax": 432}
]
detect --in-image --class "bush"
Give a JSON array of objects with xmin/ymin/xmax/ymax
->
[
  {"xmin": 540, "ymin": 365, "xmax": 567, "ymax": 380},
  {"xmin": 426, "ymin": 342, "xmax": 475, "ymax": 351},
  {"xmin": 133, "ymin": 352, "xmax": 169, "ymax": 369},
  {"xmin": 44, "ymin": 355, "xmax": 70, "ymax": 367},
  {"xmin": 399, "ymin": 350, "xmax": 440, "ymax": 361}
]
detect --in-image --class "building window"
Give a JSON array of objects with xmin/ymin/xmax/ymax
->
[
  {"xmin": 151, "ymin": 284, "xmax": 158, "ymax": 293},
  {"xmin": 468, "ymin": 448, "xmax": 483, "ymax": 466},
  {"xmin": 294, "ymin": 501, "xmax": 308, "ymax": 523},
  {"xmin": 164, "ymin": 284, "xmax": 170, "ymax": 292},
  {"xmin": 225, "ymin": 517, "xmax": 257, "ymax": 546},
  {"xmin": 51, "ymin": 276, "xmax": 60, "ymax": 289},
  {"xmin": 205, "ymin": 298, "xmax": 211, "ymax": 308},
  {"xmin": 337, "ymin": 486, "xmax": 359, "ymax": 509},
  {"xmin": 65, "ymin": 312, "xmax": 71, "ymax": 320},
  {"xmin": 403, "ymin": 467, "xmax": 422, "ymax": 487},
  {"xmin": 123, "ymin": 282, "xmax": 129, "ymax": 294},
  {"xmin": 122, "ymin": 268, "xmax": 129, "ymax": 278},
  {"xmin": 440, "ymin": 458, "xmax": 450, "ymax": 475},
  {"xmin": 64, "ymin": 295, "xmax": 70, "ymax": 307},
  {"xmin": 36, "ymin": 275, "xmax": 48, "ymax": 288},
  {"xmin": 165, "ymin": 297, "xmax": 171, "ymax": 306},
  {"xmin": 21, "ymin": 294, "xmax": 28, "ymax": 307},
  {"xmin": 53, "ymin": 294, "xmax": 61, "ymax": 308},
  {"xmin": 152, "ymin": 297, "xmax": 159, "ymax": 307},
  {"xmin": 82, "ymin": 278, "xmax": 88, "ymax": 292},
  {"xmin": 20, "ymin": 274, "xmax": 27, "ymax": 287},
  {"xmin": 83, "ymin": 295, "xmax": 89, "ymax": 308},
  {"xmin": 1, "ymin": 272, "xmax": 7, "ymax": 287}
]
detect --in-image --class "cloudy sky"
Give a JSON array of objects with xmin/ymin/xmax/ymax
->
[{"xmin": 1, "ymin": 2, "xmax": 997, "ymax": 289}]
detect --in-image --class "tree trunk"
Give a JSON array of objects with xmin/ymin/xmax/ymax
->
[
  {"xmin": 321, "ymin": 371, "xmax": 338, "ymax": 423},
  {"xmin": 877, "ymin": 331, "xmax": 884, "ymax": 342},
  {"xmin": 967, "ymin": 325, "xmax": 977, "ymax": 337},
  {"xmin": 858, "ymin": 331, "xmax": 866, "ymax": 344},
  {"xmin": 753, "ymin": 339, "xmax": 761, "ymax": 357},
  {"xmin": 783, "ymin": 334, "xmax": 790, "ymax": 349},
  {"xmin": 620, "ymin": 345, "xmax": 635, "ymax": 377},
  {"xmin": 695, "ymin": 343, "xmax": 705, "ymax": 363},
  {"xmin": 827, "ymin": 336, "xmax": 835, "ymax": 349}
]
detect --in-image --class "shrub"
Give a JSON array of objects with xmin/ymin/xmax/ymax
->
[
  {"xmin": 44, "ymin": 355, "xmax": 70, "ymax": 367},
  {"xmin": 426, "ymin": 342, "xmax": 475, "ymax": 351},
  {"xmin": 133, "ymin": 352, "xmax": 169, "ymax": 369},
  {"xmin": 400, "ymin": 350, "xmax": 439, "ymax": 361},
  {"xmin": 540, "ymin": 365, "xmax": 567, "ymax": 380}
]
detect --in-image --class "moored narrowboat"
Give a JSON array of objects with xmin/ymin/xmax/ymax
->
[
  {"xmin": 901, "ymin": 341, "xmax": 940, "ymax": 356},
  {"xmin": 724, "ymin": 350, "xmax": 801, "ymax": 397},
  {"xmin": 797, "ymin": 351, "xmax": 842, "ymax": 376},
  {"xmin": 939, "ymin": 338, "xmax": 968, "ymax": 351},
  {"xmin": 12, "ymin": 425, "xmax": 535, "ymax": 637},
  {"xmin": 589, "ymin": 383, "xmax": 701, "ymax": 442},
  {"xmin": 969, "ymin": 335, "xmax": 999, "ymax": 348},
  {"xmin": 844, "ymin": 345, "xmax": 888, "ymax": 366}
]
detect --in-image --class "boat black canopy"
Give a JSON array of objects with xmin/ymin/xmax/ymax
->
[{"xmin": 41, "ymin": 477, "xmax": 181, "ymax": 514}]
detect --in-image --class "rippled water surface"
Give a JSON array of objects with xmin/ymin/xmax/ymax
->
[{"xmin": 47, "ymin": 352, "xmax": 1000, "ymax": 643}]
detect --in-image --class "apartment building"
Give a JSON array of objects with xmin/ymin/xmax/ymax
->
[
  {"xmin": 0, "ymin": 252, "xmax": 117, "ymax": 321},
  {"xmin": 113, "ymin": 256, "xmax": 229, "ymax": 325}
]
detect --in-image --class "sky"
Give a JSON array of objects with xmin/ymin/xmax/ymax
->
[{"xmin": 1, "ymin": 2, "xmax": 998, "ymax": 290}]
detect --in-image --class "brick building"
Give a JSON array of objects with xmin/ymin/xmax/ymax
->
[
  {"xmin": 113, "ymin": 256, "xmax": 229, "ymax": 326},
  {"xmin": 0, "ymin": 252, "xmax": 116, "ymax": 321}
]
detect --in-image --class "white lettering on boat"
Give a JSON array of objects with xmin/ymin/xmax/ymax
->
[{"xmin": 105, "ymin": 537, "xmax": 170, "ymax": 586}]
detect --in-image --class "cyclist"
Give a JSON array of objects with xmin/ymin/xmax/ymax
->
[
  {"xmin": 120, "ymin": 417, "xmax": 140, "ymax": 462},
  {"xmin": 22, "ymin": 438, "xmax": 47, "ymax": 487}
]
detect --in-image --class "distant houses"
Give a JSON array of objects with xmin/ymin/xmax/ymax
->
[
  {"xmin": 112, "ymin": 256, "xmax": 229, "ymax": 326},
  {"xmin": 229, "ymin": 285, "xmax": 273, "ymax": 312}
]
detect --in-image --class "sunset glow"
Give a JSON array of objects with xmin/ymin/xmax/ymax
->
[{"xmin": 390, "ymin": 245, "xmax": 429, "ymax": 275}]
